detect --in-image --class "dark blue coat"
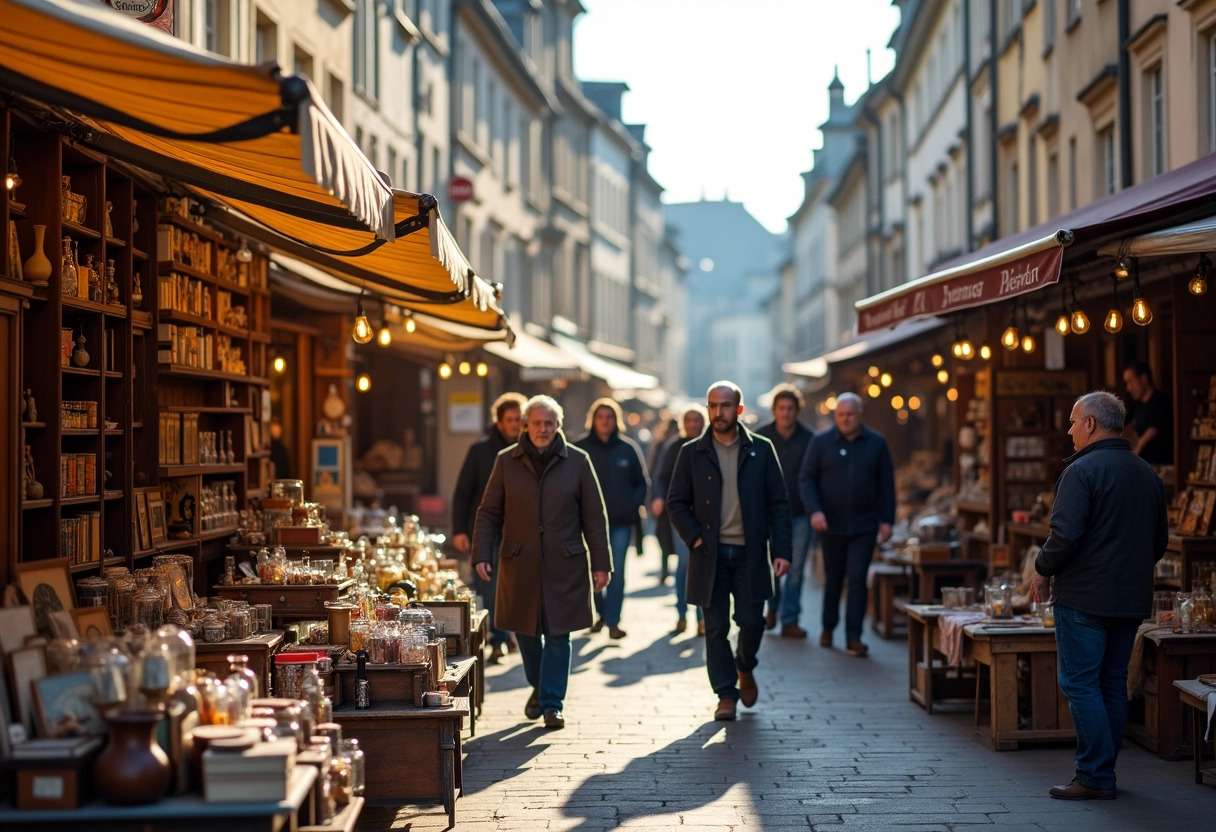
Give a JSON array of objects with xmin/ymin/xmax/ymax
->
[
  {"xmin": 666, "ymin": 426, "xmax": 792, "ymax": 606},
  {"xmin": 573, "ymin": 432, "xmax": 649, "ymax": 527},
  {"xmin": 451, "ymin": 426, "xmax": 513, "ymax": 538},
  {"xmin": 798, "ymin": 424, "xmax": 895, "ymax": 536}
]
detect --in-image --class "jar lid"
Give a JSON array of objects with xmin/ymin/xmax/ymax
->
[
  {"xmin": 250, "ymin": 697, "xmax": 300, "ymax": 712},
  {"xmin": 189, "ymin": 725, "xmax": 249, "ymax": 746},
  {"xmin": 208, "ymin": 729, "xmax": 261, "ymax": 752}
]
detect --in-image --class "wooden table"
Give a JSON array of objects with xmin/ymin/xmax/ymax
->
[
  {"xmin": 903, "ymin": 603, "xmax": 980, "ymax": 714},
  {"xmin": 442, "ymin": 655, "xmax": 478, "ymax": 735},
  {"xmin": 213, "ymin": 582, "xmax": 354, "ymax": 623},
  {"xmin": 1126, "ymin": 631, "xmax": 1216, "ymax": 759},
  {"xmin": 1173, "ymin": 679, "xmax": 1216, "ymax": 786},
  {"xmin": 194, "ymin": 631, "xmax": 284, "ymax": 696},
  {"xmin": 963, "ymin": 622, "xmax": 1074, "ymax": 750},
  {"xmin": 470, "ymin": 608, "xmax": 488, "ymax": 716},
  {"xmin": 332, "ymin": 697, "xmax": 470, "ymax": 827},
  {"xmin": 870, "ymin": 563, "xmax": 910, "ymax": 639},
  {"xmin": 886, "ymin": 553, "xmax": 988, "ymax": 603},
  {"xmin": 0, "ymin": 764, "xmax": 316, "ymax": 832}
]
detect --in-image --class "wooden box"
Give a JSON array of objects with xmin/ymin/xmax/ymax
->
[
  {"xmin": 10, "ymin": 739, "xmax": 103, "ymax": 811},
  {"xmin": 276, "ymin": 525, "xmax": 323, "ymax": 545},
  {"xmin": 335, "ymin": 662, "xmax": 429, "ymax": 706},
  {"xmin": 214, "ymin": 581, "xmax": 352, "ymax": 620}
]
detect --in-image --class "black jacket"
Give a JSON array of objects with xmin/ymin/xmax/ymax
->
[
  {"xmin": 754, "ymin": 420, "xmax": 814, "ymax": 517},
  {"xmin": 1034, "ymin": 437, "xmax": 1168, "ymax": 619},
  {"xmin": 451, "ymin": 425, "xmax": 514, "ymax": 537},
  {"xmin": 572, "ymin": 432, "xmax": 649, "ymax": 527},
  {"xmin": 798, "ymin": 424, "xmax": 895, "ymax": 536},
  {"xmin": 652, "ymin": 434, "xmax": 683, "ymax": 503},
  {"xmin": 666, "ymin": 426, "xmax": 793, "ymax": 607}
]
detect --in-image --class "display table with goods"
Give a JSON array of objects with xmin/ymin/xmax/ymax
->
[
  {"xmin": 1172, "ymin": 677, "xmax": 1216, "ymax": 786},
  {"xmin": 884, "ymin": 550, "xmax": 989, "ymax": 604},
  {"xmin": 1125, "ymin": 612, "xmax": 1216, "ymax": 759},
  {"xmin": 902, "ymin": 601, "xmax": 981, "ymax": 714},
  {"xmin": 193, "ymin": 631, "xmax": 284, "ymax": 697},
  {"xmin": 869, "ymin": 562, "xmax": 911, "ymax": 639}
]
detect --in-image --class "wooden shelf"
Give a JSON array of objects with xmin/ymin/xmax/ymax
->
[
  {"xmin": 21, "ymin": 421, "xmax": 46, "ymax": 429},
  {"xmin": 104, "ymin": 489, "xmax": 124, "ymax": 500},
  {"xmin": 160, "ymin": 364, "xmax": 259, "ymax": 383},
  {"xmin": 105, "ymin": 235, "xmax": 126, "ymax": 248},
  {"xmin": 964, "ymin": 528, "xmax": 991, "ymax": 542},
  {"xmin": 22, "ymin": 499, "xmax": 54, "ymax": 510},
  {"xmin": 160, "ymin": 463, "xmax": 246, "ymax": 477},
  {"xmin": 160, "ymin": 308, "xmax": 251, "ymax": 338},
  {"xmin": 61, "ymin": 494, "xmax": 100, "ymax": 506},
  {"xmin": 62, "ymin": 295, "xmax": 129, "ymax": 318},
  {"xmin": 62, "ymin": 365, "xmax": 101, "ymax": 378},
  {"xmin": 62, "ymin": 218, "xmax": 100, "ymax": 239},
  {"xmin": 132, "ymin": 246, "xmax": 148, "ymax": 261},
  {"xmin": 104, "ymin": 370, "xmax": 123, "ymax": 379},
  {"xmin": 1187, "ymin": 480, "xmax": 1216, "ymax": 488},
  {"xmin": 61, "ymin": 428, "xmax": 100, "ymax": 436},
  {"xmin": 70, "ymin": 561, "xmax": 105, "ymax": 572},
  {"xmin": 158, "ymin": 213, "xmax": 224, "ymax": 244},
  {"xmin": 158, "ymin": 260, "xmax": 215, "ymax": 283},
  {"xmin": 131, "ymin": 309, "xmax": 153, "ymax": 330},
  {"xmin": 164, "ymin": 405, "xmax": 252, "ymax": 414},
  {"xmin": 198, "ymin": 525, "xmax": 239, "ymax": 541}
]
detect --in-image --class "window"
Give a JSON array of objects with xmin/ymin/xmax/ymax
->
[
  {"xmin": 1043, "ymin": 0, "xmax": 1056, "ymax": 53},
  {"xmin": 1068, "ymin": 136, "xmax": 1077, "ymax": 209},
  {"xmin": 460, "ymin": 216, "xmax": 474, "ymax": 257},
  {"xmin": 367, "ymin": 135, "xmax": 378, "ymax": 170},
  {"xmin": 400, "ymin": 155, "xmax": 410, "ymax": 191},
  {"xmin": 202, "ymin": 0, "xmax": 231, "ymax": 56},
  {"xmin": 486, "ymin": 79, "xmax": 497, "ymax": 155},
  {"xmin": 461, "ymin": 57, "xmax": 480, "ymax": 137},
  {"xmin": 1147, "ymin": 64, "xmax": 1165, "ymax": 177},
  {"xmin": 1097, "ymin": 125, "xmax": 1117, "ymax": 196},
  {"xmin": 327, "ymin": 75, "xmax": 344, "ymax": 123},
  {"xmin": 386, "ymin": 147, "xmax": 397, "ymax": 186},
  {"xmin": 293, "ymin": 45, "xmax": 313, "ymax": 82},
  {"xmin": 1047, "ymin": 150, "xmax": 1060, "ymax": 219},
  {"xmin": 1003, "ymin": 155, "xmax": 1019, "ymax": 236},
  {"xmin": 431, "ymin": 146, "xmax": 441, "ymax": 193},
  {"xmin": 255, "ymin": 13, "xmax": 277, "ymax": 65},
  {"xmin": 520, "ymin": 116, "xmax": 532, "ymax": 197},
  {"xmin": 1067, "ymin": 0, "xmax": 1081, "ymax": 28},
  {"xmin": 353, "ymin": 0, "xmax": 379, "ymax": 102}
]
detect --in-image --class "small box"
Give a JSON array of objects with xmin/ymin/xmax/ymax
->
[
  {"xmin": 276, "ymin": 525, "xmax": 323, "ymax": 545},
  {"xmin": 10, "ymin": 736, "xmax": 104, "ymax": 810},
  {"xmin": 203, "ymin": 738, "xmax": 295, "ymax": 803}
]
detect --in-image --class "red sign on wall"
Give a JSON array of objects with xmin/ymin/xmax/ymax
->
[{"xmin": 448, "ymin": 177, "xmax": 474, "ymax": 203}]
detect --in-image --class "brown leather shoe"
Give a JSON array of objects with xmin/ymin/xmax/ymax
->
[
  {"xmin": 672, "ymin": 618, "xmax": 687, "ymax": 634},
  {"xmin": 589, "ymin": 618, "xmax": 605, "ymax": 633},
  {"xmin": 764, "ymin": 609, "xmax": 777, "ymax": 630},
  {"xmin": 1049, "ymin": 778, "xmax": 1115, "ymax": 800},
  {"xmin": 713, "ymin": 698, "xmax": 737, "ymax": 721},
  {"xmin": 486, "ymin": 643, "xmax": 504, "ymax": 665},
  {"xmin": 781, "ymin": 623, "xmax": 808, "ymax": 638},
  {"xmin": 524, "ymin": 688, "xmax": 542, "ymax": 721},
  {"xmin": 819, "ymin": 631, "xmax": 832, "ymax": 648},
  {"xmin": 738, "ymin": 671, "xmax": 758, "ymax": 707},
  {"xmin": 697, "ymin": 621, "xmax": 705, "ymax": 636},
  {"xmin": 846, "ymin": 639, "xmax": 869, "ymax": 657},
  {"xmin": 609, "ymin": 626, "xmax": 627, "ymax": 639},
  {"xmin": 543, "ymin": 709, "xmax": 565, "ymax": 730}
]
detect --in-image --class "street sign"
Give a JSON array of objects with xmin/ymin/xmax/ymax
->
[{"xmin": 448, "ymin": 177, "xmax": 474, "ymax": 202}]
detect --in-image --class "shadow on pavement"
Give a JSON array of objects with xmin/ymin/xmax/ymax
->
[{"xmin": 596, "ymin": 632, "xmax": 704, "ymax": 688}]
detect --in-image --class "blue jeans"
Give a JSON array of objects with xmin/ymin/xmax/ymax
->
[
  {"xmin": 593, "ymin": 525, "xmax": 632, "ymax": 627},
  {"xmin": 821, "ymin": 532, "xmax": 877, "ymax": 641},
  {"xmin": 703, "ymin": 544, "xmax": 765, "ymax": 701},
  {"xmin": 673, "ymin": 534, "xmax": 703, "ymax": 622},
  {"xmin": 1053, "ymin": 604, "xmax": 1140, "ymax": 790},
  {"xmin": 515, "ymin": 631, "xmax": 571, "ymax": 712},
  {"xmin": 772, "ymin": 515, "xmax": 812, "ymax": 626}
]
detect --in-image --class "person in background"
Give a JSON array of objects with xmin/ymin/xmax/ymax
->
[
  {"xmin": 653, "ymin": 405, "xmax": 708, "ymax": 633},
  {"xmin": 649, "ymin": 417, "xmax": 681, "ymax": 585},
  {"xmin": 268, "ymin": 421, "xmax": 292, "ymax": 480},
  {"xmin": 1122, "ymin": 361, "xmax": 1173, "ymax": 465},
  {"xmin": 472, "ymin": 395, "xmax": 611, "ymax": 729},
  {"xmin": 798, "ymin": 392, "xmax": 894, "ymax": 657},
  {"xmin": 575, "ymin": 398, "xmax": 649, "ymax": 639},
  {"xmin": 451, "ymin": 392, "xmax": 526, "ymax": 663},
  {"xmin": 1031, "ymin": 391, "xmax": 1167, "ymax": 800},
  {"xmin": 755, "ymin": 383, "xmax": 816, "ymax": 638},
  {"xmin": 667, "ymin": 382, "xmax": 791, "ymax": 721}
]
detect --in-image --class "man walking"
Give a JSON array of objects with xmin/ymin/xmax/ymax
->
[
  {"xmin": 451, "ymin": 392, "xmax": 526, "ymax": 663},
  {"xmin": 798, "ymin": 392, "xmax": 894, "ymax": 657},
  {"xmin": 472, "ymin": 395, "xmax": 612, "ymax": 729},
  {"xmin": 653, "ymin": 405, "xmax": 708, "ymax": 633},
  {"xmin": 667, "ymin": 381, "xmax": 791, "ymax": 721},
  {"xmin": 574, "ymin": 398, "xmax": 649, "ymax": 639},
  {"xmin": 1031, "ymin": 391, "xmax": 1167, "ymax": 800},
  {"xmin": 755, "ymin": 383, "xmax": 816, "ymax": 638}
]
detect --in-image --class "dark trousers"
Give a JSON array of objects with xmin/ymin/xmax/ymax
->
[
  {"xmin": 820, "ymin": 532, "xmax": 877, "ymax": 641},
  {"xmin": 703, "ymin": 543, "xmax": 765, "ymax": 701},
  {"xmin": 656, "ymin": 513, "xmax": 675, "ymax": 580}
]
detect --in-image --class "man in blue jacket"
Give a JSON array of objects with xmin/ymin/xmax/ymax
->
[
  {"xmin": 574, "ymin": 398, "xmax": 649, "ymax": 639},
  {"xmin": 1031, "ymin": 391, "xmax": 1167, "ymax": 801},
  {"xmin": 667, "ymin": 381, "xmax": 792, "ymax": 721},
  {"xmin": 798, "ymin": 392, "xmax": 894, "ymax": 657}
]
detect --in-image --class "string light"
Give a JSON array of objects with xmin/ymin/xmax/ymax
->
[
  {"xmin": 376, "ymin": 323, "xmax": 393, "ymax": 347},
  {"xmin": 880, "ymin": 372, "xmax": 893, "ymax": 388},
  {"xmin": 1189, "ymin": 254, "xmax": 1210, "ymax": 296},
  {"xmin": 979, "ymin": 343, "xmax": 992, "ymax": 360},
  {"xmin": 946, "ymin": 387, "xmax": 959, "ymax": 402},
  {"xmin": 351, "ymin": 298, "xmax": 373, "ymax": 344},
  {"xmin": 236, "ymin": 240, "xmax": 254, "ymax": 264},
  {"xmin": 907, "ymin": 396, "xmax": 921, "ymax": 411},
  {"xmin": 1020, "ymin": 304, "xmax": 1036, "ymax": 353},
  {"xmin": 868, "ymin": 366, "xmax": 880, "ymax": 378},
  {"xmin": 1054, "ymin": 284, "xmax": 1071, "ymax": 336},
  {"xmin": 937, "ymin": 369, "xmax": 949, "ymax": 384},
  {"xmin": 1131, "ymin": 275, "xmax": 1153, "ymax": 326},
  {"xmin": 1069, "ymin": 281, "xmax": 1091, "ymax": 334},
  {"xmin": 404, "ymin": 315, "xmax": 417, "ymax": 333},
  {"xmin": 867, "ymin": 383, "xmax": 881, "ymax": 398},
  {"xmin": 1001, "ymin": 308, "xmax": 1020, "ymax": 350},
  {"xmin": 356, "ymin": 372, "xmax": 372, "ymax": 392},
  {"xmin": 1104, "ymin": 277, "xmax": 1123, "ymax": 333},
  {"xmin": 1113, "ymin": 254, "xmax": 1130, "ymax": 280},
  {"xmin": 825, "ymin": 395, "xmax": 838, "ymax": 410},
  {"xmin": 438, "ymin": 361, "xmax": 453, "ymax": 379},
  {"xmin": 6, "ymin": 142, "xmax": 21, "ymax": 192},
  {"xmin": 271, "ymin": 352, "xmax": 287, "ymax": 375},
  {"xmin": 476, "ymin": 361, "xmax": 489, "ymax": 377},
  {"xmin": 890, "ymin": 395, "xmax": 905, "ymax": 410},
  {"xmin": 458, "ymin": 360, "xmax": 472, "ymax": 375},
  {"xmin": 931, "ymin": 353, "xmax": 944, "ymax": 367}
]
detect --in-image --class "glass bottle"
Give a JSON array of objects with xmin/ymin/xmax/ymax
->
[
  {"xmin": 309, "ymin": 736, "xmax": 337, "ymax": 823},
  {"xmin": 300, "ymin": 663, "xmax": 325, "ymax": 726},
  {"xmin": 354, "ymin": 649, "xmax": 370, "ymax": 710},
  {"xmin": 60, "ymin": 236, "xmax": 78, "ymax": 296},
  {"xmin": 339, "ymin": 738, "xmax": 365, "ymax": 796},
  {"xmin": 227, "ymin": 653, "xmax": 260, "ymax": 699}
]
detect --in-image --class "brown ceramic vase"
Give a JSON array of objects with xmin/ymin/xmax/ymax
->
[{"xmin": 93, "ymin": 710, "xmax": 172, "ymax": 805}]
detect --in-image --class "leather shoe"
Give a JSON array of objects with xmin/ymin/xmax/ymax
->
[
  {"xmin": 543, "ymin": 709, "xmax": 565, "ymax": 730},
  {"xmin": 524, "ymin": 689, "xmax": 542, "ymax": 721},
  {"xmin": 764, "ymin": 609, "xmax": 777, "ymax": 630},
  {"xmin": 846, "ymin": 639, "xmax": 869, "ymax": 657},
  {"xmin": 609, "ymin": 626, "xmax": 627, "ymax": 639},
  {"xmin": 696, "ymin": 621, "xmax": 705, "ymax": 636},
  {"xmin": 713, "ymin": 698, "xmax": 737, "ymax": 721},
  {"xmin": 738, "ymin": 671, "xmax": 758, "ymax": 707},
  {"xmin": 672, "ymin": 619, "xmax": 687, "ymax": 634},
  {"xmin": 819, "ymin": 631, "xmax": 832, "ymax": 648},
  {"xmin": 506, "ymin": 637, "xmax": 518, "ymax": 654},
  {"xmin": 589, "ymin": 618, "xmax": 605, "ymax": 633},
  {"xmin": 486, "ymin": 643, "xmax": 504, "ymax": 665},
  {"xmin": 781, "ymin": 623, "xmax": 808, "ymax": 638},
  {"xmin": 1049, "ymin": 778, "xmax": 1115, "ymax": 800}
]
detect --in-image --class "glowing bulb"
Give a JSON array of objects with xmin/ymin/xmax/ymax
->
[
  {"xmin": 272, "ymin": 354, "xmax": 287, "ymax": 375},
  {"xmin": 5, "ymin": 172, "xmax": 20, "ymax": 192},
  {"xmin": 1113, "ymin": 256, "xmax": 1130, "ymax": 279},
  {"xmin": 1055, "ymin": 313, "xmax": 1071, "ymax": 336},
  {"xmin": 936, "ymin": 369, "xmax": 949, "ymax": 384},
  {"xmin": 890, "ymin": 395, "xmax": 904, "ymax": 410},
  {"xmin": 979, "ymin": 343, "xmax": 992, "ymax": 360},
  {"xmin": 958, "ymin": 339, "xmax": 974, "ymax": 360},
  {"xmin": 352, "ymin": 302, "xmax": 373, "ymax": 344},
  {"xmin": 931, "ymin": 353, "xmax": 944, "ymax": 367},
  {"xmin": 1021, "ymin": 334, "xmax": 1036, "ymax": 353},
  {"xmin": 1104, "ymin": 307, "xmax": 1123, "ymax": 333},
  {"xmin": 1071, "ymin": 308, "xmax": 1091, "ymax": 334},
  {"xmin": 818, "ymin": 402, "xmax": 830, "ymax": 415},
  {"xmin": 476, "ymin": 362, "xmax": 489, "ymax": 377},
  {"xmin": 825, "ymin": 395, "xmax": 838, "ymax": 410},
  {"xmin": 458, "ymin": 360, "xmax": 471, "ymax": 375},
  {"xmin": 907, "ymin": 396, "xmax": 921, "ymax": 411},
  {"xmin": 946, "ymin": 387, "xmax": 959, "ymax": 402},
  {"xmin": 1131, "ymin": 294, "xmax": 1153, "ymax": 326},
  {"xmin": 868, "ymin": 366, "xmax": 880, "ymax": 378},
  {"xmin": 880, "ymin": 372, "xmax": 893, "ymax": 388},
  {"xmin": 951, "ymin": 341, "xmax": 963, "ymax": 358},
  {"xmin": 1001, "ymin": 325, "xmax": 1019, "ymax": 350},
  {"xmin": 1189, "ymin": 274, "xmax": 1208, "ymax": 296},
  {"xmin": 376, "ymin": 325, "xmax": 393, "ymax": 347},
  {"xmin": 356, "ymin": 372, "xmax": 372, "ymax": 392},
  {"xmin": 897, "ymin": 409, "xmax": 909, "ymax": 422},
  {"xmin": 438, "ymin": 362, "xmax": 452, "ymax": 379},
  {"xmin": 404, "ymin": 317, "xmax": 417, "ymax": 333},
  {"xmin": 867, "ymin": 383, "xmax": 881, "ymax": 398},
  {"xmin": 236, "ymin": 242, "xmax": 254, "ymax": 263}
]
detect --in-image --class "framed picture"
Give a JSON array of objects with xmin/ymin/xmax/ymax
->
[
  {"xmin": 70, "ymin": 606, "xmax": 114, "ymax": 641},
  {"xmin": 159, "ymin": 479, "xmax": 194, "ymax": 538},
  {"xmin": 136, "ymin": 490, "xmax": 153, "ymax": 550},
  {"xmin": 148, "ymin": 493, "xmax": 168, "ymax": 544},
  {"xmin": 312, "ymin": 437, "xmax": 350, "ymax": 514},
  {"xmin": 0, "ymin": 605, "xmax": 37, "ymax": 655},
  {"xmin": 15, "ymin": 558, "xmax": 75, "ymax": 635},
  {"xmin": 9, "ymin": 644, "xmax": 47, "ymax": 736},
  {"xmin": 33, "ymin": 671, "xmax": 104, "ymax": 738},
  {"xmin": 7, "ymin": 219, "xmax": 21, "ymax": 280}
]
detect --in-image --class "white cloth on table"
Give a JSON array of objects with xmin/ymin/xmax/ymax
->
[{"xmin": 939, "ymin": 612, "xmax": 986, "ymax": 666}]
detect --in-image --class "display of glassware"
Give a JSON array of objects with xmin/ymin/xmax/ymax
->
[
  {"xmin": 199, "ymin": 480, "xmax": 239, "ymax": 531},
  {"xmin": 984, "ymin": 583, "xmax": 1013, "ymax": 619},
  {"xmin": 257, "ymin": 547, "xmax": 288, "ymax": 584}
]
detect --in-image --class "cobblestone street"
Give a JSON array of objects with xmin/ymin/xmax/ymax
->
[{"xmin": 362, "ymin": 544, "xmax": 1214, "ymax": 831}]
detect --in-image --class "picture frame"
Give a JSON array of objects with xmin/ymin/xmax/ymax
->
[
  {"xmin": 46, "ymin": 609, "xmax": 79, "ymax": 641},
  {"xmin": 33, "ymin": 671, "xmax": 104, "ymax": 738},
  {"xmin": 70, "ymin": 606, "xmax": 114, "ymax": 641},
  {"xmin": 15, "ymin": 558, "xmax": 75, "ymax": 635},
  {"xmin": 0, "ymin": 605, "xmax": 37, "ymax": 655},
  {"xmin": 9, "ymin": 644, "xmax": 47, "ymax": 736},
  {"xmin": 148, "ymin": 493, "xmax": 168, "ymax": 544},
  {"xmin": 136, "ymin": 490, "xmax": 153, "ymax": 551},
  {"xmin": 311, "ymin": 437, "xmax": 350, "ymax": 514}
]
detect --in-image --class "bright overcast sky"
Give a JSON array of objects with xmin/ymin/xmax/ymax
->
[{"xmin": 574, "ymin": 0, "xmax": 901, "ymax": 234}]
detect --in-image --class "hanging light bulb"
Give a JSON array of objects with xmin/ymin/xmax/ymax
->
[
  {"xmin": 458, "ymin": 360, "xmax": 472, "ymax": 375},
  {"xmin": 907, "ymin": 396, "xmax": 922, "ymax": 411},
  {"xmin": 475, "ymin": 361, "xmax": 489, "ymax": 377},
  {"xmin": 890, "ymin": 395, "xmax": 905, "ymax": 410},
  {"xmin": 1020, "ymin": 305, "xmax": 1036, "ymax": 353},
  {"xmin": 946, "ymin": 387, "xmax": 959, "ymax": 402},
  {"xmin": 351, "ymin": 299, "xmax": 373, "ymax": 344},
  {"xmin": 1131, "ymin": 287, "xmax": 1152, "ymax": 325},
  {"xmin": 931, "ymin": 353, "xmax": 944, "ymax": 367},
  {"xmin": 1104, "ymin": 277, "xmax": 1123, "ymax": 333},
  {"xmin": 5, "ymin": 144, "xmax": 20, "ymax": 193},
  {"xmin": 958, "ymin": 338, "xmax": 974, "ymax": 360},
  {"xmin": 376, "ymin": 323, "xmax": 393, "ymax": 347},
  {"xmin": 1069, "ymin": 282, "xmax": 1091, "ymax": 334},
  {"xmin": 880, "ymin": 372, "xmax": 893, "ymax": 388},
  {"xmin": 271, "ymin": 352, "xmax": 287, "ymax": 375},
  {"xmin": 868, "ymin": 366, "xmax": 880, "ymax": 378},
  {"xmin": 1189, "ymin": 254, "xmax": 1211, "ymax": 296},
  {"xmin": 1054, "ymin": 284, "xmax": 1071, "ymax": 335},
  {"xmin": 236, "ymin": 240, "xmax": 254, "ymax": 264},
  {"xmin": 1113, "ymin": 254, "xmax": 1130, "ymax": 280},
  {"xmin": 951, "ymin": 340, "xmax": 963, "ymax": 358},
  {"xmin": 1001, "ymin": 309, "xmax": 1020, "ymax": 350},
  {"xmin": 403, "ymin": 312, "xmax": 417, "ymax": 333},
  {"xmin": 438, "ymin": 361, "xmax": 453, "ymax": 379},
  {"xmin": 979, "ymin": 343, "xmax": 992, "ymax": 361},
  {"xmin": 356, "ymin": 371, "xmax": 372, "ymax": 392},
  {"xmin": 936, "ymin": 369, "xmax": 949, "ymax": 384},
  {"xmin": 867, "ymin": 383, "xmax": 881, "ymax": 398}
]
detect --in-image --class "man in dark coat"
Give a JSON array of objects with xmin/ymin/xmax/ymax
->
[
  {"xmin": 799, "ymin": 392, "xmax": 894, "ymax": 657},
  {"xmin": 451, "ymin": 392, "xmax": 525, "ymax": 662},
  {"xmin": 574, "ymin": 398, "xmax": 649, "ymax": 639},
  {"xmin": 472, "ymin": 395, "xmax": 611, "ymax": 729},
  {"xmin": 1031, "ymin": 391, "xmax": 1168, "ymax": 800},
  {"xmin": 667, "ymin": 381, "xmax": 792, "ymax": 721},
  {"xmin": 653, "ymin": 406, "xmax": 707, "ymax": 633}
]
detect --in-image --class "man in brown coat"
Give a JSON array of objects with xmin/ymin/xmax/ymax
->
[{"xmin": 472, "ymin": 395, "xmax": 611, "ymax": 729}]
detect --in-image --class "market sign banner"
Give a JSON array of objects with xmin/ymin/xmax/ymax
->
[
  {"xmin": 854, "ymin": 231, "xmax": 1072, "ymax": 334},
  {"xmin": 102, "ymin": 0, "xmax": 173, "ymax": 34}
]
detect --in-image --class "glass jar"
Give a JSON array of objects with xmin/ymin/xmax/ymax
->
[
  {"xmin": 227, "ymin": 653, "xmax": 260, "ymax": 699},
  {"xmin": 84, "ymin": 638, "xmax": 132, "ymax": 714},
  {"xmin": 106, "ymin": 572, "xmax": 138, "ymax": 631},
  {"xmin": 308, "ymin": 736, "xmax": 337, "ymax": 823},
  {"xmin": 301, "ymin": 664, "xmax": 325, "ymax": 725},
  {"xmin": 272, "ymin": 704, "xmax": 303, "ymax": 750},
  {"xmin": 368, "ymin": 626, "xmax": 387, "ymax": 664},
  {"xmin": 1174, "ymin": 593, "xmax": 1195, "ymax": 634},
  {"xmin": 202, "ymin": 613, "xmax": 228, "ymax": 643},
  {"xmin": 270, "ymin": 479, "xmax": 304, "ymax": 507},
  {"xmin": 135, "ymin": 584, "xmax": 165, "ymax": 630},
  {"xmin": 257, "ymin": 548, "xmax": 287, "ymax": 585},
  {"xmin": 46, "ymin": 638, "xmax": 81, "ymax": 675},
  {"xmin": 400, "ymin": 627, "xmax": 428, "ymax": 665},
  {"xmin": 231, "ymin": 608, "xmax": 252, "ymax": 640},
  {"xmin": 327, "ymin": 742, "xmax": 352, "ymax": 806},
  {"xmin": 339, "ymin": 738, "xmax": 365, "ymax": 796},
  {"xmin": 152, "ymin": 554, "xmax": 195, "ymax": 599},
  {"xmin": 349, "ymin": 619, "xmax": 370, "ymax": 654},
  {"xmin": 75, "ymin": 576, "xmax": 110, "ymax": 608}
]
